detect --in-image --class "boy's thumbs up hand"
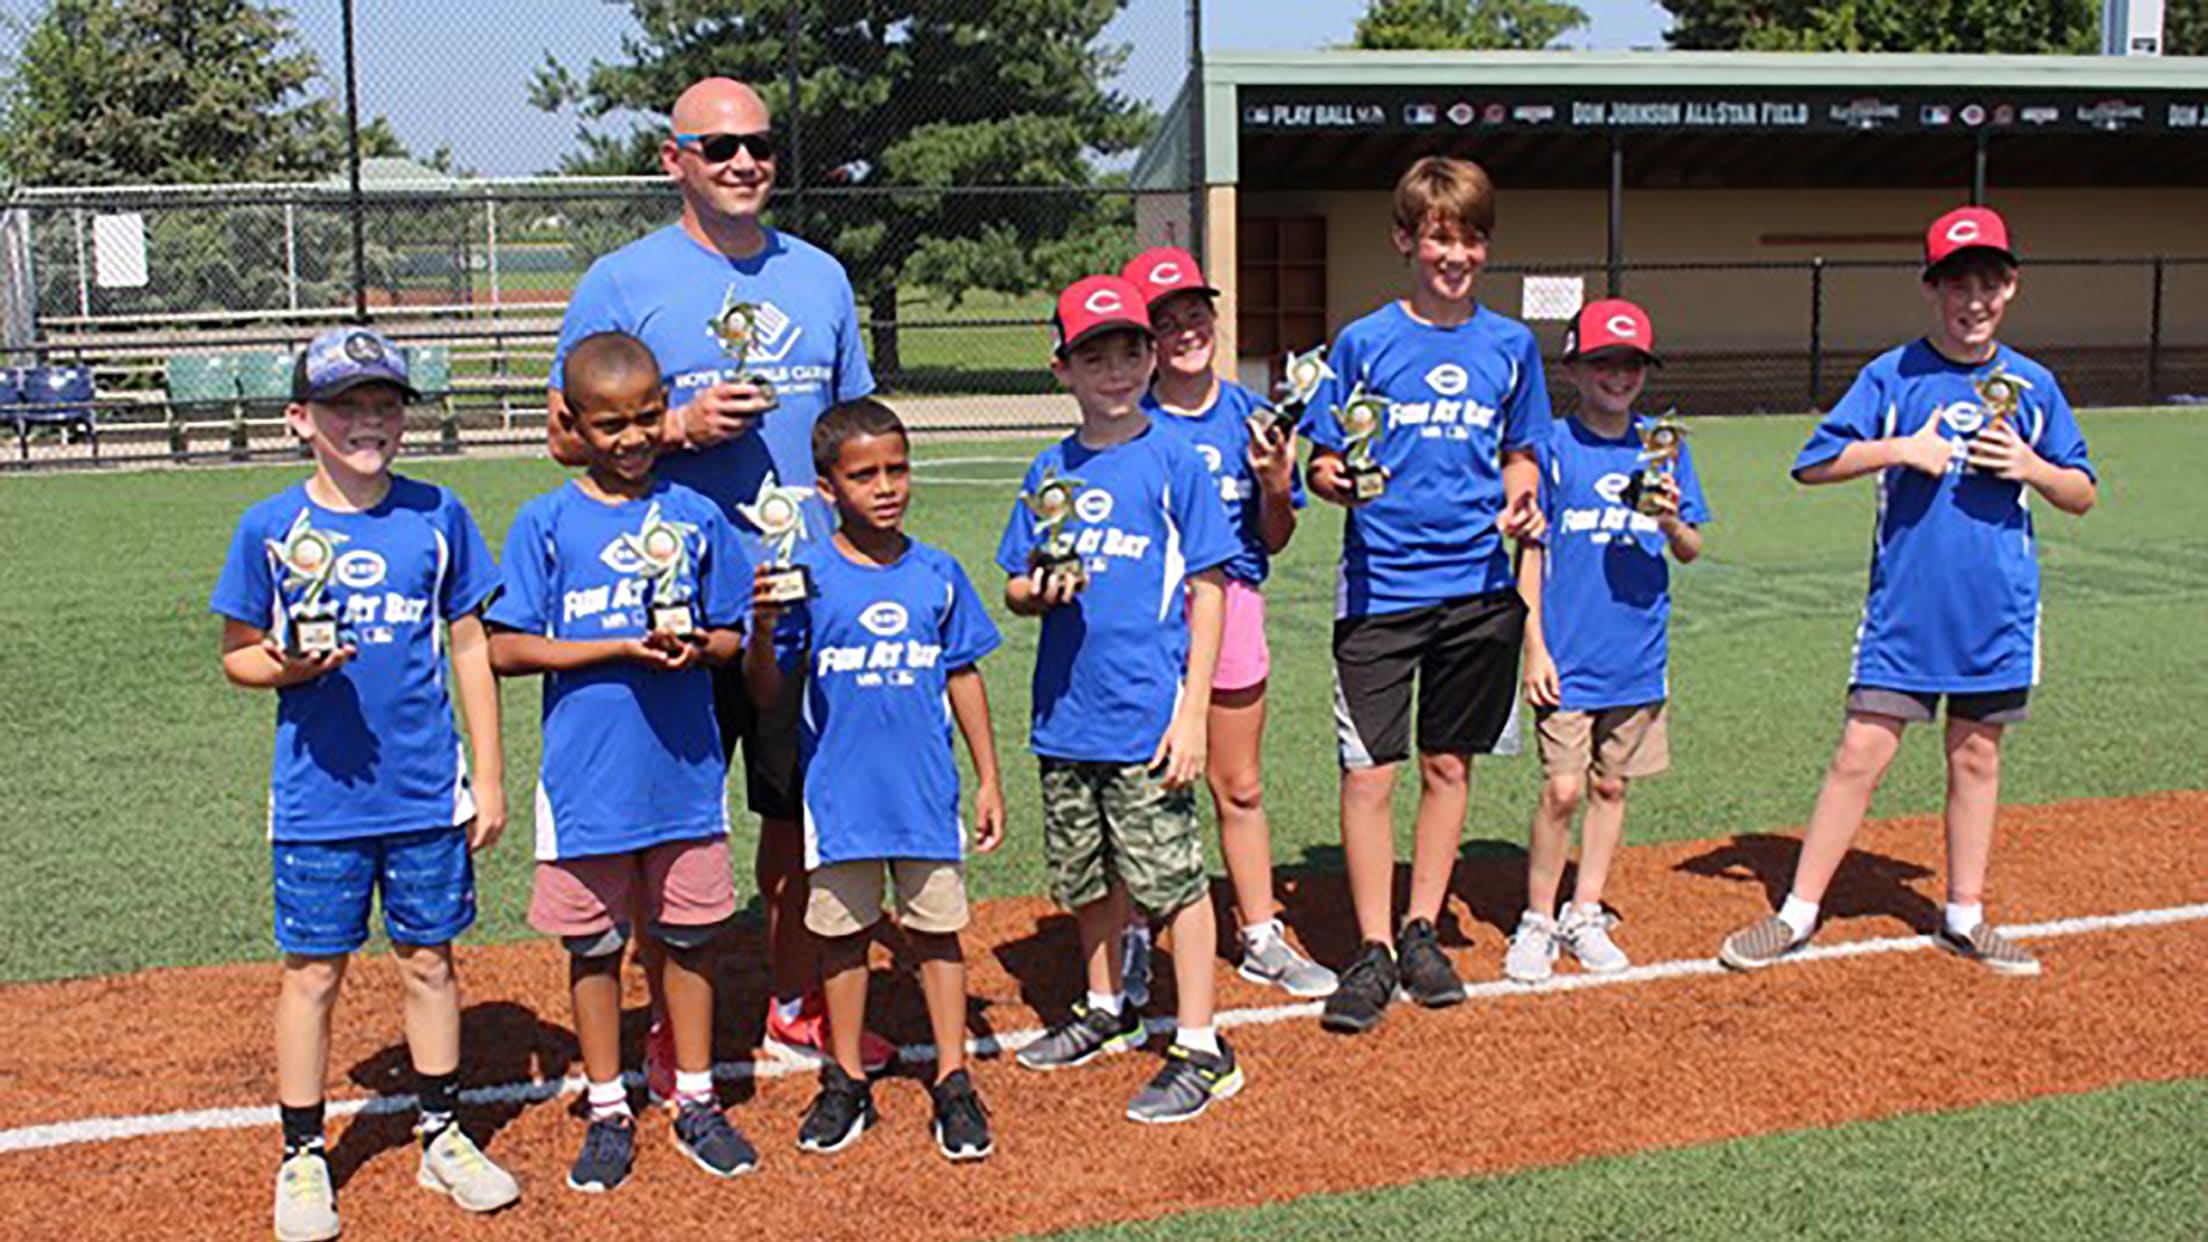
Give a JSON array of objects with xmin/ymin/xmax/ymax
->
[{"xmin": 1896, "ymin": 407, "xmax": 1956, "ymax": 477}]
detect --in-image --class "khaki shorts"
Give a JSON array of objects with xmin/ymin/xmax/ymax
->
[
  {"xmin": 1535, "ymin": 702, "xmax": 1671, "ymax": 781},
  {"xmin": 805, "ymin": 858, "xmax": 970, "ymax": 938},
  {"xmin": 1039, "ymin": 758, "xmax": 1206, "ymax": 916}
]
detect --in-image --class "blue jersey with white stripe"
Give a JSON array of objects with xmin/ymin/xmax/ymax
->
[
  {"xmin": 485, "ymin": 480, "xmax": 749, "ymax": 860},
  {"xmin": 211, "ymin": 477, "xmax": 499, "ymax": 842},
  {"xmin": 1795, "ymin": 340, "xmax": 2094, "ymax": 693},
  {"xmin": 1303, "ymin": 301, "xmax": 1552, "ymax": 618},
  {"xmin": 995, "ymin": 426, "xmax": 1239, "ymax": 763},
  {"xmin": 1143, "ymin": 379, "xmax": 1305, "ymax": 585},
  {"xmin": 776, "ymin": 538, "xmax": 1001, "ymax": 867}
]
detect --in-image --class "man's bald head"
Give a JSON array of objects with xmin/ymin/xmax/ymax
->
[{"xmin": 671, "ymin": 78, "xmax": 770, "ymax": 135}]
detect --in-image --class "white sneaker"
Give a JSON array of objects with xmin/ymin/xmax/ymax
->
[
  {"xmin": 417, "ymin": 1125, "xmax": 522, "ymax": 1213},
  {"xmin": 1560, "ymin": 905, "xmax": 1631, "ymax": 974},
  {"xmin": 1503, "ymin": 911, "xmax": 1559, "ymax": 984},
  {"xmin": 274, "ymin": 1149, "xmax": 340, "ymax": 1242}
]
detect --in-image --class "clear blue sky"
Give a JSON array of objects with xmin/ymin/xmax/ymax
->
[{"xmin": 3, "ymin": 0, "xmax": 1675, "ymax": 177}]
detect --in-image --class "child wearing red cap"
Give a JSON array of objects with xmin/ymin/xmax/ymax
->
[
  {"xmin": 1505, "ymin": 301, "xmax": 1708, "ymax": 983},
  {"xmin": 994, "ymin": 274, "xmax": 1247, "ymax": 1123},
  {"xmin": 1718, "ymin": 206, "xmax": 2098, "ymax": 976},
  {"xmin": 1112, "ymin": 246, "xmax": 1336, "ymax": 1002}
]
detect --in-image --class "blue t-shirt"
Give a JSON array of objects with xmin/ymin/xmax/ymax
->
[
  {"xmin": 1535, "ymin": 415, "xmax": 1712, "ymax": 711},
  {"xmin": 994, "ymin": 427, "xmax": 1240, "ymax": 763},
  {"xmin": 774, "ymin": 538, "xmax": 1002, "ymax": 867},
  {"xmin": 484, "ymin": 479, "xmax": 749, "ymax": 860},
  {"xmin": 1303, "ymin": 301, "xmax": 1552, "ymax": 618},
  {"xmin": 1142, "ymin": 379, "xmax": 1306, "ymax": 585},
  {"xmin": 210, "ymin": 477, "xmax": 500, "ymax": 843},
  {"xmin": 1794, "ymin": 340, "xmax": 2094, "ymax": 693},
  {"xmin": 552, "ymin": 225, "xmax": 875, "ymax": 530}
]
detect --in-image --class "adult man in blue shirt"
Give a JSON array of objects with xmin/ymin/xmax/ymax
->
[{"xmin": 547, "ymin": 75, "xmax": 884, "ymax": 1073}]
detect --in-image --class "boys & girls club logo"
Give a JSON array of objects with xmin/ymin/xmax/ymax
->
[{"xmin": 858, "ymin": 601, "xmax": 909, "ymax": 637}]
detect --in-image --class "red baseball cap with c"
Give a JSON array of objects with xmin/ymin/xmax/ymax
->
[
  {"xmin": 1120, "ymin": 246, "xmax": 1218, "ymax": 310},
  {"xmin": 1564, "ymin": 299, "xmax": 1660, "ymax": 366},
  {"xmin": 1053, "ymin": 275, "xmax": 1152, "ymax": 358},
  {"xmin": 1923, "ymin": 206, "xmax": 2017, "ymax": 276}
]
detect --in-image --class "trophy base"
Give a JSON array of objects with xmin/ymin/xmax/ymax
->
[
  {"xmin": 743, "ymin": 375, "xmax": 779, "ymax": 411},
  {"xmin": 1032, "ymin": 556, "xmax": 1088, "ymax": 596},
  {"xmin": 1621, "ymin": 470, "xmax": 1672, "ymax": 516},
  {"xmin": 648, "ymin": 601, "xmax": 697, "ymax": 638},
  {"xmin": 760, "ymin": 564, "xmax": 811, "ymax": 604},
  {"xmin": 290, "ymin": 616, "xmax": 341, "ymax": 658},
  {"xmin": 1346, "ymin": 467, "xmax": 1387, "ymax": 501}
]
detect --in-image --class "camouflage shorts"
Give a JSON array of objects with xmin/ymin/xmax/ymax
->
[{"xmin": 1038, "ymin": 759, "xmax": 1205, "ymax": 916}]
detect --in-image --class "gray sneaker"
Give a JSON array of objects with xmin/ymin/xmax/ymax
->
[
  {"xmin": 274, "ymin": 1149, "xmax": 340, "ymax": 1242},
  {"xmin": 1936, "ymin": 922, "xmax": 2042, "ymax": 977},
  {"xmin": 417, "ymin": 1125, "xmax": 521, "ymax": 1213},
  {"xmin": 1016, "ymin": 1001, "xmax": 1145, "ymax": 1071},
  {"xmin": 1559, "ymin": 905, "xmax": 1630, "ymax": 974},
  {"xmin": 1119, "ymin": 923, "xmax": 1153, "ymax": 1010},
  {"xmin": 1126, "ymin": 1040, "xmax": 1243, "ymax": 1124},
  {"xmin": 1719, "ymin": 915, "xmax": 1806, "ymax": 972},
  {"xmin": 1238, "ymin": 934, "xmax": 1338, "ymax": 998},
  {"xmin": 1503, "ymin": 911, "xmax": 1559, "ymax": 984}
]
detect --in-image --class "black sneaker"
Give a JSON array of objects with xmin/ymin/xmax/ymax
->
[
  {"xmin": 1396, "ymin": 918, "xmax": 1466, "ymax": 1007},
  {"xmin": 1320, "ymin": 941, "xmax": 1399, "ymax": 1034},
  {"xmin": 929, "ymin": 1069, "xmax": 994, "ymax": 1162},
  {"xmin": 671, "ymin": 1097, "xmax": 757, "ymax": 1177},
  {"xmin": 565, "ymin": 1112, "xmax": 635, "ymax": 1194},
  {"xmin": 796, "ymin": 1061, "xmax": 875, "ymax": 1155},
  {"xmin": 1014, "ymin": 1001, "xmax": 1145, "ymax": 1070}
]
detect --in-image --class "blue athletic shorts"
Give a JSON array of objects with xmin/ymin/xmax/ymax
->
[{"xmin": 271, "ymin": 826, "xmax": 476, "ymax": 956}]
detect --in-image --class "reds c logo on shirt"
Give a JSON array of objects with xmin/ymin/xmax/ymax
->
[
  {"xmin": 1074, "ymin": 489, "xmax": 1114, "ymax": 523},
  {"xmin": 1424, "ymin": 363, "xmax": 1469, "ymax": 396},
  {"xmin": 334, "ymin": 550, "xmax": 388, "ymax": 589},
  {"xmin": 1084, "ymin": 289, "xmax": 1123, "ymax": 315},
  {"xmin": 1936, "ymin": 400, "xmax": 1987, "ymax": 435},
  {"xmin": 859, "ymin": 600, "xmax": 909, "ymax": 637}
]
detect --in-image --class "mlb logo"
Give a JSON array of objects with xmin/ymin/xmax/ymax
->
[
  {"xmin": 1921, "ymin": 105, "xmax": 1952, "ymax": 126},
  {"xmin": 1404, "ymin": 103, "xmax": 1437, "ymax": 126}
]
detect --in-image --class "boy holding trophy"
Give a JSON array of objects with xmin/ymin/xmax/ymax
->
[
  {"xmin": 486, "ymin": 333, "xmax": 759, "ymax": 1191},
  {"xmin": 996, "ymin": 274, "xmax": 1246, "ymax": 1123},
  {"xmin": 211, "ymin": 328, "xmax": 519, "ymax": 1241},
  {"xmin": 1507, "ymin": 301, "xmax": 1707, "ymax": 983},
  {"xmin": 1303, "ymin": 157, "xmax": 1552, "ymax": 1035},
  {"xmin": 1718, "ymin": 205, "xmax": 2098, "ymax": 976},
  {"xmin": 743, "ymin": 397, "xmax": 1007, "ymax": 1161}
]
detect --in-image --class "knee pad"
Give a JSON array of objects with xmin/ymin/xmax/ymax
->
[
  {"xmin": 562, "ymin": 924, "xmax": 630, "ymax": 959},
  {"xmin": 650, "ymin": 918, "xmax": 725, "ymax": 952}
]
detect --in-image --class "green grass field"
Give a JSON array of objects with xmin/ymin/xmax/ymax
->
[
  {"xmin": 1, "ymin": 409, "xmax": 2204, "ymax": 982},
  {"xmin": 2, "ymin": 407, "xmax": 2203, "ymax": 1238}
]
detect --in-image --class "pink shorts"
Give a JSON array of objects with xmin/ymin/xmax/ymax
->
[
  {"xmin": 1209, "ymin": 577, "xmax": 1271, "ymax": 694},
  {"xmin": 528, "ymin": 837, "xmax": 736, "ymax": 940}
]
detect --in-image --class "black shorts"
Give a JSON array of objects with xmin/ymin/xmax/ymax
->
[
  {"xmin": 1847, "ymin": 685, "xmax": 2031, "ymax": 725},
  {"xmin": 710, "ymin": 661, "xmax": 805, "ymax": 820},
  {"xmin": 1331, "ymin": 590, "xmax": 1527, "ymax": 769}
]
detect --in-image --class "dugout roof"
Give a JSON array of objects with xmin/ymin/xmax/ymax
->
[{"xmin": 1136, "ymin": 50, "xmax": 2208, "ymax": 191}]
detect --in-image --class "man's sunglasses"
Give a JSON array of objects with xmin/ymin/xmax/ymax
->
[{"xmin": 673, "ymin": 131, "xmax": 778, "ymax": 164}]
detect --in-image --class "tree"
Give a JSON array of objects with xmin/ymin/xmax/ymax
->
[
  {"xmin": 2167, "ymin": 0, "xmax": 2207, "ymax": 55},
  {"xmin": 531, "ymin": 0, "xmax": 1153, "ymax": 378},
  {"xmin": 1663, "ymin": 0, "xmax": 2096, "ymax": 52},
  {"xmin": 0, "ymin": 0, "xmax": 378, "ymax": 186},
  {"xmin": 1354, "ymin": 0, "xmax": 1589, "ymax": 50}
]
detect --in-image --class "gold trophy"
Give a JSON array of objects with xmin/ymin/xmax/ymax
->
[
  {"xmin": 739, "ymin": 478, "xmax": 815, "ymax": 603},
  {"xmin": 1974, "ymin": 366, "xmax": 2024, "ymax": 432},
  {"xmin": 269, "ymin": 510, "xmax": 345, "ymax": 657},
  {"xmin": 1250, "ymin": 344, "xmax": 1333, "ymax": 444},
  {"xmin": 1332, "ymin": 383, "xmax": 1390, "ymax": 501},
  {"xmin": 1621, "ymin": 412, "xmax": 1686, "ymax": 517},
  {"xmin": 1020, "ymin": 467, "xmax": 1089, "ymax": 595},
  {"xmin": 623, "ymin": 503, "xmax": 701, "ymax": 636},
  {"xmin": 708, "ymin": 288, "xmax": 779, "ymax": 409}
]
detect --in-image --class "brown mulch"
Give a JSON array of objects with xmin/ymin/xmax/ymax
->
[{"xmin": 2, "ymin": 791, "xmax": 2203, "ymax": 1242}]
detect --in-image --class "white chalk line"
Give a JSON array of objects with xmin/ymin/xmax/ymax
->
[{"xmin": 4, "ymin": 900, "xmax": 2203, "ymax": 1156}]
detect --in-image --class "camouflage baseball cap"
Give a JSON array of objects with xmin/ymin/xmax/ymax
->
[{"xmin": 291, "ymin": 327, "xmax": 419, "ymax": 403}]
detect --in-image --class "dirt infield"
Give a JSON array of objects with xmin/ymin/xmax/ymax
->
[{"xmin": 5, "ymin": 792, "xmax": 2205, "ymax": 1242}]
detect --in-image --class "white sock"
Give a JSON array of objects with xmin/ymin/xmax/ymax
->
[
  {"xmin": 1945, "ymin": 902, "xmax": 1985, "ymax": 937},
  {"xmin": 1777, "ymin": 894, "xmax": 1821, "ymax": 942},
  {"xmin": 1241, "ymin": 919, "xmax": 1282, "ymax": 950},
  {"xmin": 1175, "ymin": 1024, "xmax": 1220, "ymax": 1056},
  {"xmin": 673, "ymin": 1069, "xmax": 714, "ymax": 1105},
  {"xmin": 1086, "ymin": 990, "xmax": 1122, "ymax": 1016},
  {"xmin": 586, "ymin": 1078, "xmax": 631, "ymax": 1119}
]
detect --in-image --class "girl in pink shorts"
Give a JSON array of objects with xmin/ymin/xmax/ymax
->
[{"xmin": 1116, "ymin": 247, "xmax": 1338, "ymax": 999}]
